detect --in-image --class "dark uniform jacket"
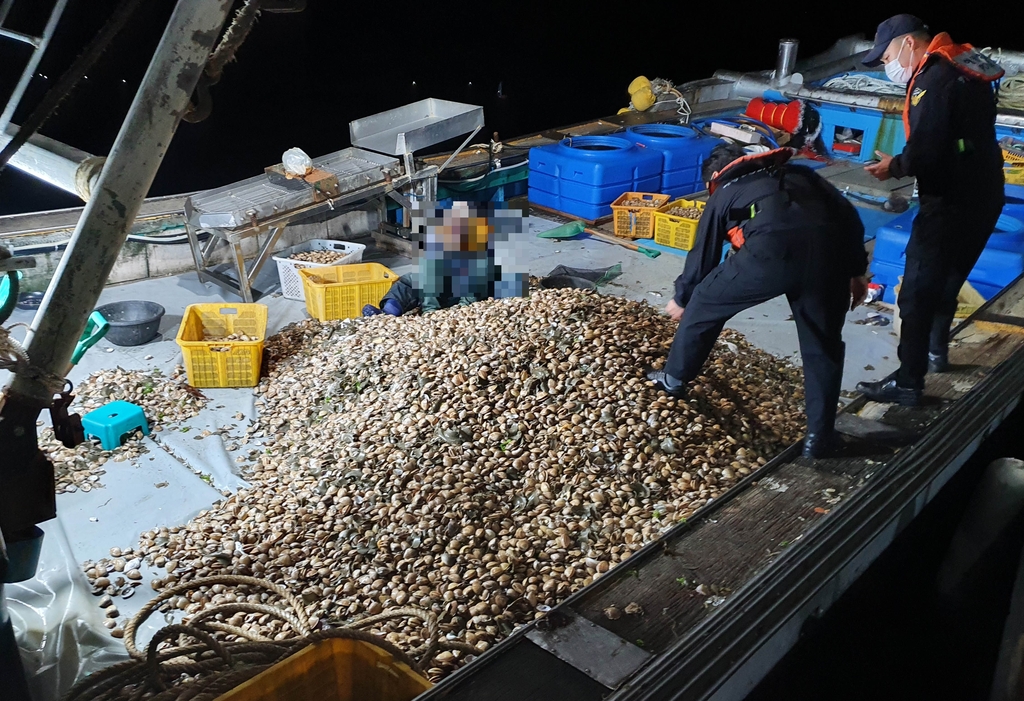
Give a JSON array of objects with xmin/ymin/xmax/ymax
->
[
  {"xmin": 890, "ymin": 34, "xmax": 1004, "ymax": 201},
  {"xmin": 673, "ymin": 151, "xmax": 867, "ymax": 308}
]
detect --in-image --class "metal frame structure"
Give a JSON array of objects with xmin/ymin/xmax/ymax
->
[
  {"xmin": 183, "ymin": 177, "xmax": 406, "ymax": 303},
  {"xmin": 0, "ymin": 0, "xmax": 70, "ymax": 136},
  {"xmin": 182, "ymin": 98, "xmax": 484, "ymax": 301}
]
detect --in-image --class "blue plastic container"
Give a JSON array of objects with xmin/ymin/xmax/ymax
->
[
  {"xmin": 528, "ymin": 136, "xmax": 663, "ymax": 221},
  {"xmin": 870, "ymin": 205, "xmax": 1024, "ymax": 303},
  {"xmin": 622, "ymin": 124, "xmax": 722, "ymax": 199},
  {"xmin": 855, "ymin": 205, "xmax": 903, "ymax": 243},
  {"xmin": 814, "ymin": 103, "xmax": 906, "ymax": 164}
]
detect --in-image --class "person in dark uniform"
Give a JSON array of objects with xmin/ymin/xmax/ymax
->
[
  {"xmin": 858, "ymin": 14, "xmax": 1005, "ymax": 405},
  {"xmin": 646, "ymin": 143, "xmax": 869, "ymax": 458}
]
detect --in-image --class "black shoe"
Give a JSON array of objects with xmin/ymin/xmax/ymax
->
[
  {"xmin": 928, "ymin": 352, "xmax": 949, "ymax": 374},
  {"xmin": 802, "ymin": 432, "xmax": 838, "ymax": 459},
  {"xmin": 646, "ymin": 369, "xmax": 686, "ymax": 398},
  {"xmin": 856, "ymin": 378, "xmax": 922, "ymax": 406}
]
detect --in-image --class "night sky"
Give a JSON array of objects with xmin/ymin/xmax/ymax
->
[{"xmin": 0, "ymin": 1, "xmax": 1019, "ymax": 215}]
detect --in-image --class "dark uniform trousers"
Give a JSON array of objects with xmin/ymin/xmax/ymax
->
[
  {"xmin": 665, "ymin": 231, "xmax": 849, "ymax": 437},
  {"xmin": 896, "ymin": 194, "xmax": 1004, "ymax": 387}
]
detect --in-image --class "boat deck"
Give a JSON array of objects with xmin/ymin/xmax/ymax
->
[
  {"xmin": 4, "ymin": 98, "xmax": 1014, "ymax": 700},
  {"xmin": 417, "ymin": 271, "xmax": 1024, "ymax": 701},
  {"xmin": 2, "ymin": 201, "xmax": 907, "ymax": 698}
]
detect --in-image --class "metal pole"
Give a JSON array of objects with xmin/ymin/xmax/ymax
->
[
  {"xmin": 0, "ymin": 0, "xmax": 71, "ymax": 136},
  {"xmin": 0, "ymin": 0, "xmax": 16, "ymax": 27},
  {"xmin": 774, "ymin": 39, "xmax": 799, "ymax": 86},
  {"xmin": 0, "ymin": 124, "xmax": 102, "ymax": 199},
  {"xmin": 4, "ymin": 0, "xmax": 234, "ymax": 407},
  {"xmin": 716, "ymin": 71, "xmax": 906, "ymax": 113}
]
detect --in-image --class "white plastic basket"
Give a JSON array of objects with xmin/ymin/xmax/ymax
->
[{"xmin": 272, "ymin": 240, "xmax": 365, "ymax": 300}]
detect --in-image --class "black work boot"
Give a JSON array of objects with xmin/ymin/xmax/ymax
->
[
  {"xmin": 802, "ymin": 431, "xmax": 838, "ymax": 459},
  {"xmin": 928, "ymin": 351, "xmax": 949, "ymax": 374},
  {"xmin": 646, "ymin": 369, "xmax": 686, "ymax": 398},
  {"xmin": 856, "ymin": 378, "xmax": 922, "ymax": 406}
]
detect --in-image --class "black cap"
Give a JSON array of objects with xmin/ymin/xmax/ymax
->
[{"xmin": 863, "ymin": 14, "xmax": 928, "ymax": 67}]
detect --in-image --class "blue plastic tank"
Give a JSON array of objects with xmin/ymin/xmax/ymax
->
[
  {"xmin": 870, "ymin": 205, "xmax": 1024, "ymax": 303},
  {"xmin": 528, "ymin": 136, "xmax": 662, "ymax": 221},
  {"xmin": 622, "ymin": 124, "xmax": 722, "ymax": 199}
]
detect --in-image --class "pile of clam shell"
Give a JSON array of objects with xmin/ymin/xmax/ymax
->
[
  {"xmin": 290, "ymin": 249, "xmax": 348, "ymax": 264},
  {"xmin": 618, "ymin": 197, "xmax": 662, "ymax": 208},
  {"xmin": 664, "ymin": 205, "xmax": 703, "ymax": 219},
  {"xmin": 42, "ymin": 368, "xmax": 207, "ymax": 494},
  {"xmin": 82, "ymin": 546, "xmax": 148, "ymax": 638},
  {"xmin": 100, "ymin": 289, "xmax": 805, "ymax": 680}
]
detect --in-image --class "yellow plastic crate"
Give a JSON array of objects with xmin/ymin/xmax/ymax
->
[
  {"xmin": 610, "ymin": 192, "xmax": 671, "ymax": 240},
  {"xmin": 214, "ymin": 638, "xmax": 432, "ymax": 701},
  {"xmin": 300, "ymin": 263, "xmax": 397, "ymax": 321},
  {"xmin": 176, "ymin": 303, "xmax": 267, "ymax": 388},
  {"xmin": 1007, "ymin": 166, "xmax": 1024, "ymax": 187},
  {"xmin": 653, "ymin": 198, "xmax": 706, "ymax": 251}
]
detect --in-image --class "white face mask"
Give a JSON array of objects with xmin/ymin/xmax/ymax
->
[{"xmin": 884, "ymin": 38, "xmax": 914, "ymax": 85}]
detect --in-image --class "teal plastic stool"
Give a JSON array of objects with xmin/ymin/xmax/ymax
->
[{"xmin": 81, "ymin": 400, "xmax": 150, "ymax": 450}]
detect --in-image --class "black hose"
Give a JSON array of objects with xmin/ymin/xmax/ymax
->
[{"xmin": 13, "ymin": 232, "xmax": 212, "ymax": 257}]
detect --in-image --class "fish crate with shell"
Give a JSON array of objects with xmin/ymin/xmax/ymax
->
[
  {"xmin": 299, "ymin": 263, "xmax": 397, "ymax": 321},
  {"xmin": 175, "ymin": 303, "xmax": 268, "ymax": 388},
  {"xmin": 653, "ymin": 198, "xmax": 706, "ymax": 251},
  {"xmin": 272, "ymin": 239, "xmax": 366, "ymax": 301},
  {"xmin": 610, "ymin": 192, "xmax": 671, "ymax": 240}
]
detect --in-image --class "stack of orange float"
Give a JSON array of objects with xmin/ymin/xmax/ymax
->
[{"xmin": 744, "ymin": 97, "xmax": 805, "ymax": 134}]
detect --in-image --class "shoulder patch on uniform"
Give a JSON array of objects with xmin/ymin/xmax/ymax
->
[{"xmin": 911, "ymin": 88, "xmax": 927, "ymax": 106}]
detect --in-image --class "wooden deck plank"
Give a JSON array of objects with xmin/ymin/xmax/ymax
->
[
  {"xmin": 528, "ymin": 203, "xmax": 614, "ymax": 227},
  {"xmin": 569, "ymin": 462, "xmax": 852, "ymax": 653}
]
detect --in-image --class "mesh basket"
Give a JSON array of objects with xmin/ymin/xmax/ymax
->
[
  {"xmin": 610, "ymin": 192, "xmax": 670, "ymax": 240},
  {"xmin": 176, "ymin": 304, "xmax": 267, "ymax": 388},
  {"xmin": 300, "ymin": 263, "xmax": 397, "ymax": 321},
  {"xmin": 272, "ymin": 240, "xmax": 365, "ymax": 301}
]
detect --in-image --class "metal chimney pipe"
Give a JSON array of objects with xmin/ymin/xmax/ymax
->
[{"xmin": 776, "ymin": 39, "xmax": 799, "ymax": 85}]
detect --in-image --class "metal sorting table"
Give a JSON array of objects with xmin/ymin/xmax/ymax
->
[
  {"xmin": 183, "ymin": 99, "xmax": 484, "ymax": 302},
  {"xmin": 351, "ymin": 98, "xmax": 485, "ymax": 210},
  {"xmin": 183, "ymin": 148, "xmax": 401, "ymax": 302}
]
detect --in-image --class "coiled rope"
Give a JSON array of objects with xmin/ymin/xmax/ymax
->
[
  {"xmin": 61, "ymin": 575, "xmax": 480, "ymax": 701},
  {"xmin": 0, "ymin": 324, "xmax": 30, "ymax": 373},
  {"xmin": 822, "ymin": 73, "xmax": 907, "ymax": 96}
]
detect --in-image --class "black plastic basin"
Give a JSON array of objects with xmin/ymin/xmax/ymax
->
[
  {"xmin": 95, "ymin": 300, "xmax": 165, "ymax": 346},
  {"xmin": 16, "ymin": 291, "xmax": 44, "ymax": 310}
]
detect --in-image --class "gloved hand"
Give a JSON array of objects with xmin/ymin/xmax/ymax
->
[{"xmin": 382, "ymin": 298, "xmax": 402, "ymax": 316}]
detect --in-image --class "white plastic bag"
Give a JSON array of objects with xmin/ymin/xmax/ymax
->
[
  {"xmin": 282, "ymin": 148, "xmax": 312, "ymax": 177},
  {"xmin": 9, "ymin": 518, "xmax": 130, "ymax": 701}
]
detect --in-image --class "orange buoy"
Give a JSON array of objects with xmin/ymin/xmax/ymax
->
[{"xmin": 745, "ymin": 97, "xmax": 804, "ymax": 134}]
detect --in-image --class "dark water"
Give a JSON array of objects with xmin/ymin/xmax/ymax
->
[{"xmin": 0, "ymin": 1, "xmax": 1019, "ymax": 215}]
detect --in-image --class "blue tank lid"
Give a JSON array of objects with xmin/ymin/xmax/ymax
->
[
  {"xmin": 557, "ymin": 135, "xmax": 635, "ymax": 154},
  {"xmin": 626, "ymin": 124, "xmax": 700, "ymax": 140}
]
